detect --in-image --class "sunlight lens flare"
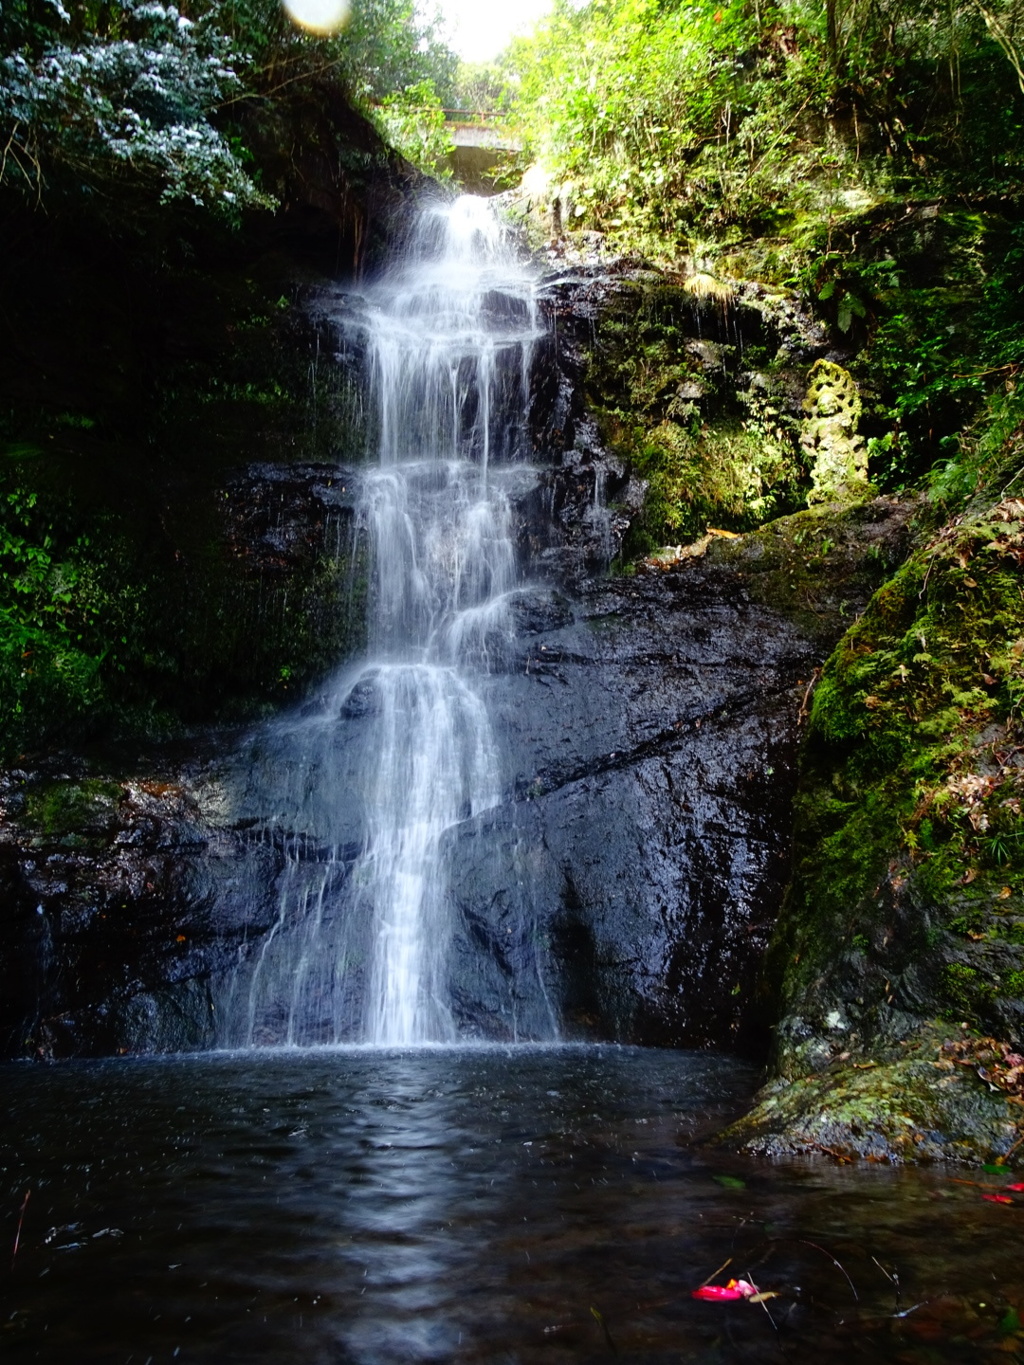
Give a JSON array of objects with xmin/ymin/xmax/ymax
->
[{"xmin": 281, "ymin": 0, "xmax": 350, "ymax": 35}]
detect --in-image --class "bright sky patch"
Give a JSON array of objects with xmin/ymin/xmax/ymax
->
[
  {"xmin": 282, "ymin": 0, "xmax": 351, "ymax": 36},
  {"xmin": 433, "ymin": 0, "xmax": 553, "ymax": 62}
]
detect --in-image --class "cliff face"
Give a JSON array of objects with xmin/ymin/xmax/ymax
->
[
  {"xmin": 4, "ymin": 115, "xmax": 1022, "ymax": 1168},
  {"xmin": 0, "ymin": 254, "xmax": 913, "ymax": 1059},
  {"xmin": 0, "ymin": 490, "xmax": 913, "ymax": 1059},
  {"xmin": 0, "ymin": 84, "xmax": 430, "ymax": 1054}
]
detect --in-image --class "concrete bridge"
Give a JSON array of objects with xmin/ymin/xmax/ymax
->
[
  {"xmin": 447, "ymin": 120, "xmax": 522, "ymax": 152},
  {"xmin": 444, "ymin": 114, "xmax": 522, "ymax": 190}
]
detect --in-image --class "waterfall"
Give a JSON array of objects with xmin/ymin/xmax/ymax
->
[{"xmin": 222, "ymin": 196, "xmax": 541, "ymax": 1047}]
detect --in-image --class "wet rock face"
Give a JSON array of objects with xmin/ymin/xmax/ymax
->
[
  {"xmin": 0, "ymin": 768, "xmax": 215, "ymax": 1057},
  {"xmin": 526, "ymin": 262, "xmax": 833, "ymax": 566},
  {"xmin": 446, "ymin": 499, "xmax": 914, "ymax": 1050},
  {"xmin": 0, "ymin": 496, "xmax": 913, "ymax": 1058},
  {"xmin": 446, "ymin": 568, "xmax": 813, "ymax": 1050},
  {"xmin": 0, "ymin": 253, "xmax": 913, "ymax": 1060},
  {"xmin": 175, "ymin": 461, "xmax": 367, "ymax": 714},
  {"xmin": 220, "ymin": 463, "xmax": 358, "ymax": 575}
]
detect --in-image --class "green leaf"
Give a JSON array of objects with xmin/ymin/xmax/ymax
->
[{"xmin": 713, "ymin": 1174, "xmax": 747, "ymax": 1189}]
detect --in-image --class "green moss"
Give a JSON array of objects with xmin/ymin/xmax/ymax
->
[
  {"xmin": 801, "ymin": 360, "xmax": 870, "ymax": 504},
  {"xmin": 703, "ymin": 498, "xmax": 907, "ymax": 645},
  {"xmin": 583, "ymin": 281, "xmax": 806, "ymax": 556},
  {"xmin": 720, "ymin": 1023, "xmax": 1023, "ymax": 1165},
  {"xmin": 609, "ymin": 416, "xmax": 803, "ymax": 554},
  {"xmin": 765, "ymin": 385, "xmax": 1024, "ymax": 1067},
  {"xmin": 23, "ymin": 778, "xmax": 124, "ymax": 838},
  {"xmin": 942, "ymin": 962, "xmax": 996, "ymax": 1018}
]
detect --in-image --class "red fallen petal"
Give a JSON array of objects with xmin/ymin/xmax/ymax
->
[
  {"xmin": 1005, "ymin": 1183, "xmax": 1024, "ymax": 1191},
  {"xmin": 692, "ymin": 1285, "xmax": 747, "ymax": 1301},
  {"xmin": 982, "ymin": 1193, "xmax": 1014, "ymax": 1204}
]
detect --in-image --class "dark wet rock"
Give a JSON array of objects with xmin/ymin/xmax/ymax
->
[
  {"xmin": 339, "ymin": 675, "xmax": 381, "ymax": 719},
  {"xmin": 0, "ymin": 495, "xmax": 914, "ymax": 1058},
  {"xmin": 220, "ymin": 463, "xmax": 359, "ymax": 575},
  {"xmin": 508, "ymin": 589, "xmax": 574, "ymax": 636},
  {"xmin": 0, "ymin": 748, "xmax": 303, "ymax": 1059},
  {"xmin": 443, "ymin": 497, "xmax": 914, "ymax": 1049},
  {"xmin": 161, "ymin": 458, "xmax": 369, "ymax": 718}
]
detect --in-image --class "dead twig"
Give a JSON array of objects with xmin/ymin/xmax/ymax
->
[
  {"xmin": 996, "ymin": 1126, "xmax": 1024, "ymax": 1166},
  {"xmin": 953, "ymin": 362, "xmax": 1022, "ymax": 381},
  {"xmin": 798, "ymin": 669, "xmax": 821, "ymax": 724},
  {"xmin": 698, "ymin": 1256, "xmax": 733, "ymax": 1289},
  {"xmin": 11, "ymin": 1189, "xmax": 30, "ymax": 1272},
  {"xmin": 781, "ymin": 1238, "xmax": 859, "ymax": 1302},
  {"xmin": 216, "ymin": 54, "xmax": 348, "ymax": 108},
  {"xmin": 871, "ymin": 1255, "xmax": 902, "ymax": 1312}
]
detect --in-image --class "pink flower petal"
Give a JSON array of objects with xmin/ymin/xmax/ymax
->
[
  {"xmin": 982, "ymin": 1193, "xmax": 1014, "ymax": 1204},
  {"xmin": 692, "ymin": 1278, "xmax": 761, "ymax": 1301},
  {"xmin": 730, "ymin": 1280, "xmax": 760, "ymax": 1298}
]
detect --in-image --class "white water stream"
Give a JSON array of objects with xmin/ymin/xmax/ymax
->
[{"xmin": 223, "ymin": 196, "xmax": 541, "ymax": 1046}]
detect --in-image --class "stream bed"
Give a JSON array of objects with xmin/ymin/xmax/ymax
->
[{"xmin": 3, "ymin": 1045, "xmax": 1023, "ymax": 1363}]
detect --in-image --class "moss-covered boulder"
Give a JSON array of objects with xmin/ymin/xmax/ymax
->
[
  {"xmin": 701, "ymin": 495, "xmax": 917, "ymax": 646},
  {"xmin": 726, "ymin": 390, "xmax": 1024, "ymax": 1161},
  {"xmin": 720, "ymin": 1024, "xmax": 1024, "ymax": 1164}
]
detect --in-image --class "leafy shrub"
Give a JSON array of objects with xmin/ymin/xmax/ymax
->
[
  {"xmin": 373, "ymin": 78, "xmax": 454, "ymax": 179},
  {"xmin": 0, "ymin": 0, "xmax": 272, "ymax": 214}
]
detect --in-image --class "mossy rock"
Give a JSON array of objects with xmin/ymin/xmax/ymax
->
[
  {"xmin": 718, "ymin": 1023, "xmax": 1024, "ymax": 1164},
  {"xmin": 743, "ymin": 394, "xmax": 1024, "ymax": 1162},
  {"xmin": 573, "ymin": 272, "xmax": 809, "ymax": 554},
  {"xmin": 23, "ymin": 778, "xmax": 124, "ymax": 841},
  {"xmin": 768, "ymin": 485, "xmax": 1024, "ymax": 1055},
  {"xmin": 704, "ymin": 495, "xmax": 917, "ymax": 643}
]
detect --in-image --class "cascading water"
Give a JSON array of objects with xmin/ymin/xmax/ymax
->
[{"xmin": 221, "ymin": 196, "xmax": 543, "ymax": 1047}]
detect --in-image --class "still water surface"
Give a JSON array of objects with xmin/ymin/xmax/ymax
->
[{"xmin": 3, "ymin": 1046, "xmax": 1023, "ymax": 1363}]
